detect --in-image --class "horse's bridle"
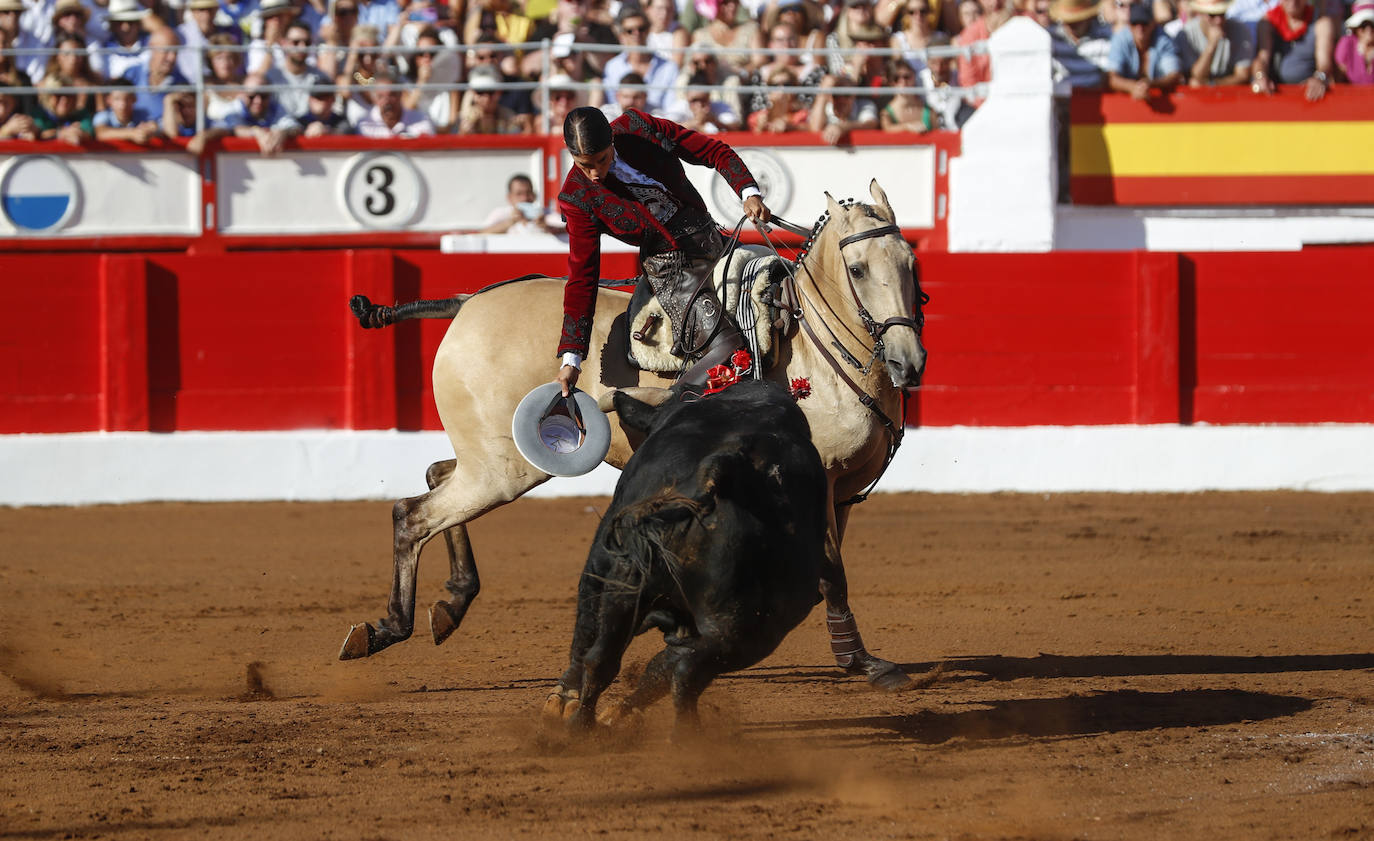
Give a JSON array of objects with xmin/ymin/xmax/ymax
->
[
  {"xmin": 761, "ymin": 216, "xmax": 929, "ymax": 506},
  {"xmin": 836, "ymin": 224, "xmax": 929, "ymax": 345}
]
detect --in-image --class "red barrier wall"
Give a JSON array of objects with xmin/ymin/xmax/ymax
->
[{"xmin": 4, "ymin": 246, "xmax": 1372, "ymax": 433}]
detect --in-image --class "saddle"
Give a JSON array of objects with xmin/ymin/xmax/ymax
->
[{"xmin": 625, "ymin": 245, "xmax": 791, "ymax": 375}]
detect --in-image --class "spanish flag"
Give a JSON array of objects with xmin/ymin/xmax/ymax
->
[{"xmin": 1069, "ymin": 88, "xmax": 1374, "ymax": 206}]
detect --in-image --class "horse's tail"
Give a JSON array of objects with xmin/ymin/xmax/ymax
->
[
  {"xmin": 349, "ymin": 294, "xmax": 468, "ymax": 329},
  {"xmin": 349, "ymin": 273, "xmax": 555, "ymax": 330}
]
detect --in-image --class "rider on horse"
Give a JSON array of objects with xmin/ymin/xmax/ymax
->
[{"xmin": 553, "ymin": 106, "xmax": 773, "ymax": 396}]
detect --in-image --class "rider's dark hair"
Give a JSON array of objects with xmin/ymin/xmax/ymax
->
[{"xmin": 563, "ymin": 106, "xmax": 613, "ymax": 156}]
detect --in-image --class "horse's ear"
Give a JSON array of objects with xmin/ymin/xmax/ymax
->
[
  {"xmin": 869, "ymin": 179, "xmax": 895, "ymax": 223},
  {"xmin": 824, "ymin": 192, "xmax": 845, "ymax": 227}
]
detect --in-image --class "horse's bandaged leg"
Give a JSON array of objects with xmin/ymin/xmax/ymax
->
[{"xmin": 826, "ymin": 608, "xmax": 867, "ymax": 669}]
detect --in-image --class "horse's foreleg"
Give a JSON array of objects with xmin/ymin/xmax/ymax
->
[
  {"xmin": 339, "ymin": 485, "xmax": 460, "ymax": 660},
  {"xmin": 820, "ymin": 504, "xmax": 913, "ymax": 692},
  {"xmin": 423, "ymin": 460, "xmax": 480, "ymax": 646}
]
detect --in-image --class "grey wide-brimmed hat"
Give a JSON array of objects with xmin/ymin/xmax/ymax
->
[{"xmin": 511, "ymin": 382, "xmax": 611, "ymax": 477}]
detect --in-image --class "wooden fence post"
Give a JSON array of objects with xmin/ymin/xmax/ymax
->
[{"xmin": 1133, "ymin": 250, "xmax": 1180, "ymax": 424}]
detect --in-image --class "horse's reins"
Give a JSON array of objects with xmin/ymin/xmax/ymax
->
[{"xmin": 755, "ymin": 215, "xmax": 926, "ymax": 506}]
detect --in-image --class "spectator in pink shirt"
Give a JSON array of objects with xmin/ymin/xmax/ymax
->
[{"xmin": 1336, "ymin": 0, "xmax": 1374, "ymax": 83}]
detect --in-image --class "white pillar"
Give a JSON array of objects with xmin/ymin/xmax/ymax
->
[{"xmin": 947, "ymin": 18, "xmax": 1056, "ymax": 252}]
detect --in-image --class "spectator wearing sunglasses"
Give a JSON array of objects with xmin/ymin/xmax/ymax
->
[
  {"xmin": 1174, "ymin": 0, "xmax": 1254, "ymax": 85},
  {"xmin": 265, "ymin": 20, "xmax": 330, "ymax": 118},
  {"xmin": 319, "ymin": 0, "xmax": 361, "ymax": 79},
  {"xmin": 891, "ymin": 0, "xmax": 940, "ymax": 76},
  {"xmin": 1107, "ymin": 1, "xmax": 1183, "ymax": 98},
  {"xmin": 602, "ymin": 7, "xmax": 680, "ymax": 115},
  {"xmin": 200, "ymin": 71, "xmax": 302, "ymax": 154}
]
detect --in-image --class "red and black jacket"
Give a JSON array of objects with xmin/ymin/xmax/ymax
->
[{"xmin": 556, "ymin": 109, "xmax": 758, "ymax": 359}]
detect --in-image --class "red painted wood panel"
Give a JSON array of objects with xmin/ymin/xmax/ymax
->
[
  {"xmin": 0, "ymin": 255, "xmax": 104, "ymax": 433},
  {"xmin": 2, "ymin": 246, "xmax": 1370, "ymax": 432}
]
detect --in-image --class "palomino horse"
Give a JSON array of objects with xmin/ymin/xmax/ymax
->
[{"xmin": 340, "ymin": 180, "xmax": 928, "ymax": 691}]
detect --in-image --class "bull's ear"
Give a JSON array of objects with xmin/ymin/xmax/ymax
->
[
  {"xmin": 869, "ymin": 179, "xmax": 895, "ymax": 223},
  {"xmin": 612, "ymin": 391, "xmax": 663, "ymax": 434}
]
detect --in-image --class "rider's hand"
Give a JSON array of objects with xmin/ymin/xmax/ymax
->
[
  {"xmin": 743, "ymin": 194, "xmax": 772, "ymax": 224},
  {"xmin": 556, "ymin": 364, "xmax": 580, "ymax": 397}
]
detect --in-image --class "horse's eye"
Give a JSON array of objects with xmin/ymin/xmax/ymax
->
[{"xmin": 848, "ymin": 264, "xmax": 864, "ymax": 280}]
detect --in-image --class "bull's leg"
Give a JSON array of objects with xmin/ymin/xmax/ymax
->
[
  {"xmin": 567, "ymin": 590, "xmax": 639, "ymax": 732},
  {"xmin": 597, "ymin": 644, "xmax": 678, "ymax": 726},
  {"xmin": 821, "ymin": 503, "xmax": 913, "ymax": 692},
  {"xmin": 543, "ymin": 569, "xmax": 606, "ymax": 722},
  {"xmin": 340, "ymin": 476, "xmax": 493, "ymax": 660},
  {"xmin": 423, "ymin": 460, "xmax": 481, "ymax": 646}
]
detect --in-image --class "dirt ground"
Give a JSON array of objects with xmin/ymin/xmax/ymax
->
[{"xmin": 2, "ymin": 492, "xmax": 1372, "ymax": 841}]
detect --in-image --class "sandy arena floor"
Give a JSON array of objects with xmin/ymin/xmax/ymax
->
[{"xmin": 2, "ymin": 492, "xmax": 1372, "ymax": 840}]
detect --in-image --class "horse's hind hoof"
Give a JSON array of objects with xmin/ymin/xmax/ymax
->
[
  {"xmin": 845, "ymin": 652, "xmax": 915, "ymax": 692},
  {"xmin": 430, "ymin": 600, "xmax": 460, "ymax": 646},
  {"xmin": 338, "ymin": 623, "xmax": 375, "ymax": 661}
]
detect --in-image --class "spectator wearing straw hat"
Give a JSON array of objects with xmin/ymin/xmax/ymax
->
[
  {"xmin": 34, "ymin": 72, "xmax": 94, "ymax": 142},
  {"xmin": 456, "ymin": 64, "xmax": 525, "ymax": 132},
  {"xmin": 45, "ymin": 0, "xmax": 100, "ymax": 85},
  {"xmin": 1334, "ymin": 0, "xmax": 1373, "ymax": 83},
  {"xmin": 246, "ymin": 0, "xmax": 299, "ymax": 73},
  {"xmin": 172, "ymin": 0, "xmax": 243, "ymax": 83},
  {"xmin": 90, "ymin": 0, "xmax": 151, "ymax": 81},
  {"xmin": 1047, "ymin": 0, "xmax": 1113, "ymax": 92},
  {"xmin": 1106, "ymin": 0, "xmax": 1183, "ymax": 97},
  {"xmin": 0, "ymin": 0, "xmax": 47, "ymax": 82},
  {"xmin": 1174, "ymin": 0, "xmax": 1254, "ymax": 84}
]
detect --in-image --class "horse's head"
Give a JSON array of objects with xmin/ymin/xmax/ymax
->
[{"xmin": 817, "ymin": 180, "xmax": 928, "ymax": 389}]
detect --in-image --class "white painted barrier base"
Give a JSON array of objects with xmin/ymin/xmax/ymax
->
[{"xmin": 3, "ymin": 425, "xmax": 1373, "ymax": 506}]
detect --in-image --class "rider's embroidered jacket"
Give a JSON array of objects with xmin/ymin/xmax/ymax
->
[{"xmin": 555, "ymin": 108, "xmax": 758, "ymax": 359}]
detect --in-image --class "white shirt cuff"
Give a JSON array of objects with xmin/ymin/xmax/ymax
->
[
  {"xmin": 741, "ymin": 186, "xmax": 762, "ymax": 200},
  {"xmin": 560, "ymin": 352, "xmax": 583, "ymax": 370}
]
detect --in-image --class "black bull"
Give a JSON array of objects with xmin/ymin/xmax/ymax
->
[{"xmin": 551, "ymin": 379, "xmax": 832, "ymax": 733}]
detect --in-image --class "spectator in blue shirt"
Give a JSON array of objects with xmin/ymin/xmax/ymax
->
[
  {"xmin": 189, "ymin": 72, "xmax": 302, "ymax": 155},
  {"xmin": 601, "ymin": 6, "xmax": 680, "ymax": 115},
  {"xmin": 1107, "ymin": 1, "xmax": 1184, "ymax": 98},
  {"xmin": 121, "ymin": 27, "xmax": 189, "ymax": 122},
  {"xmin": 357, "ymin": 0, "xmax": 401, "ymax": 41},
  {"xmin": 93, "ymin": 77, "xmax": 162, "ymax": 143}
]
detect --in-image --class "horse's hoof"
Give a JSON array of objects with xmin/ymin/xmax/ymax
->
[
  {"xmin": 562, "ymin": 698, "xmax": 582, "ymax": 722},
  {"xmin": 844, "ymin": 652, "xmax": 915, "ymax": 692},
  {"xmin": 868, "ymin": 665, "xmax": 915, "ymax": 692},
  {"xmin": 339, "ymin": 623, "xmax": 374, "ymax": 661},
  {"xmin": 430, "ymin": 600, "xmax": 459, "ymax": 646}
]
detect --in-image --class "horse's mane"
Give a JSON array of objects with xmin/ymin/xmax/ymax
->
[{"xmin": 794, "ymin": 198, "xmax": 885, "ymax": 267}]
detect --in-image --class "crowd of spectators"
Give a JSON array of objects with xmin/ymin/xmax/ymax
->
[{"xmin": 0, "ymin": 0, "xmax": 1371, "ymax": 146}]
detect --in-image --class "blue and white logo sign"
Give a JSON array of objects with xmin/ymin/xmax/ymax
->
[{"xmin": 1, "ymin": 156, "xmax": 80, "ymax": 233}]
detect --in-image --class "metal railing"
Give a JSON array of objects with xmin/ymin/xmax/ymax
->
[{"xmin": 1, "ymin": 36, "xmax": 990, "ymax": 138}]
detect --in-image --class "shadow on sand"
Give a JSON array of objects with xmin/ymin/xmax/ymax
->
[{"xmin": 744, "ymin": 688, "xmax": 1313, "ymax": 746}]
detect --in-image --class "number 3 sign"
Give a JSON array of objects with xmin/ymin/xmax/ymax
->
[{"xmin": 340, "ymin": 151, "xmax": 425, "ymax": 229}]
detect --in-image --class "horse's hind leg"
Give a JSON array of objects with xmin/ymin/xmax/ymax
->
[
  {"xmin": 423, "ymin": 460, "xmax": 480, "ymax": 646},
  {"xmin": 821, "ymin": 504, "xmax": 913, "ymax": 692},
  {"xmin": 340, "ymin": 475, "xmax": 497, "ymax": 660}
]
